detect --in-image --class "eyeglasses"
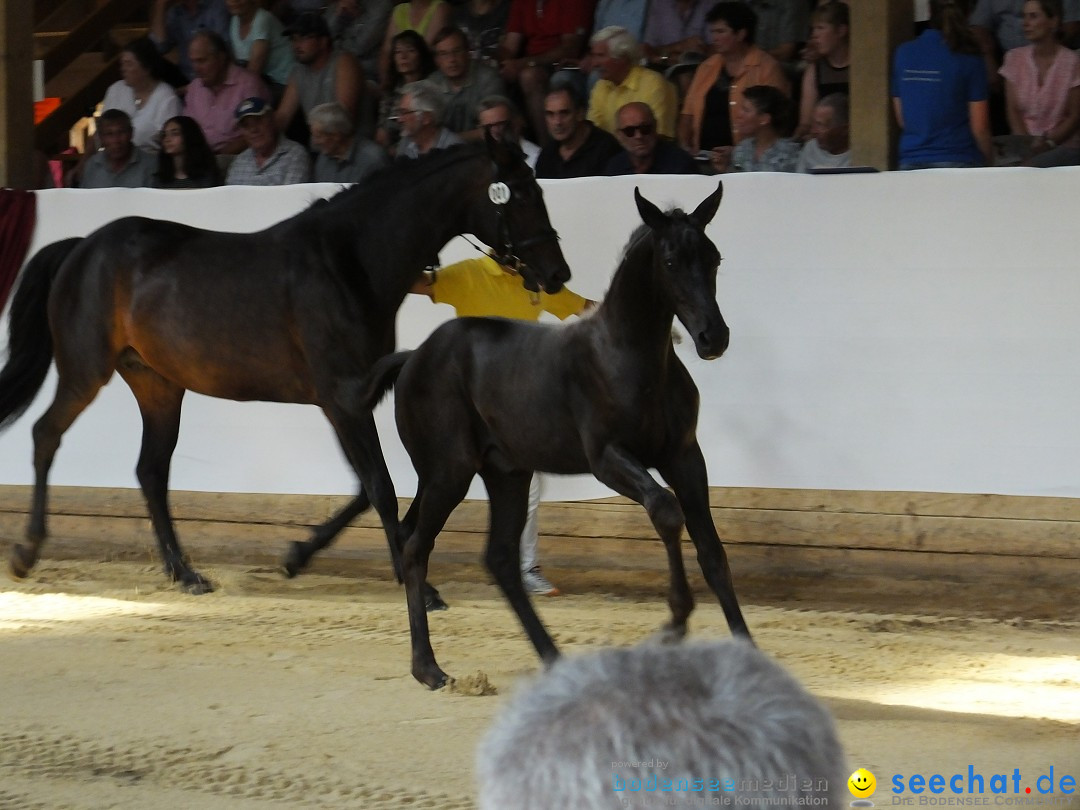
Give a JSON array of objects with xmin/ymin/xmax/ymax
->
[
  {"xmin": 618, "ymin": 123, "xmax": 655, "ymax": 138},
  {"xmin": 482, "ymin": 119, "xmax": 511, "ymax": 131}
]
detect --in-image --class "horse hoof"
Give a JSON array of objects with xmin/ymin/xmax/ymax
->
[
  {"xmin": 415, "ymin": 668, "xmax": 452, "ymax": 690},
  {"xmin": 280, "ymin": 542, "xmax": 307, "ymax": 579},
  {"xmin": 8, "ymin": 544, "xmax": 36, "ymax": 580},
  {"xmin": 654, "ymin": 622, "xmax": 687, "ymax": 644},
  {"xmin": 180, "ymin": 576, "xmax": 215, "ymax": 595},
  {"xmin": 424, "ymin": 589, "xmax": 449, "ymax": 612}
]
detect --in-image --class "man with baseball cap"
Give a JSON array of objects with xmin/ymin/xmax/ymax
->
[{"xmin": 225, "ymin": 96, "xmax": 311, "ymax": 185}]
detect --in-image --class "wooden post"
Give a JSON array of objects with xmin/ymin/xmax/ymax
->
[
  {"xmin": 850, "ymin": 0, "xmax": 915, "ymax": 170},
  {"xmin": 0, "ymin": 0, "xmax": 35, "ymax": 189}
]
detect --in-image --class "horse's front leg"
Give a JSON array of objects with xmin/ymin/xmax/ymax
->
[
  {"xmin": 659, "ymin": 441, "xmax": 751, "ymax": 641},
  {"xmin": 281, "ymin": 490, "xmax": 369, "ymax": 577},
  {"xmin": 322, "ymin": 408, "xmax": 447, "ymax": 610},
  {"xmin": 589, "ymin": 443, "xmax": 695, "ymax": 640},
  {"xmin": 120, "ymin": 370, "xmax": 211, "ymax": 594},
  {"xmin": 480, "ymin": 468, "xmax": 559, "ymax": 663}
]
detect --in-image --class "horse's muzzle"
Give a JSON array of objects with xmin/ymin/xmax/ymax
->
[{"xmin": 695, "ymin": 324, "xmax": 730, "ymax": 361}]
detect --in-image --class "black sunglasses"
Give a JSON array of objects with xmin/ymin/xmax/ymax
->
[{"xmin": 619, "ymin": 123, "xmax": 655, "ymax": 137}]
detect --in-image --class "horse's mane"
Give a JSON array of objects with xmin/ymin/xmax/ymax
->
[{"xmin": 296, "ymin": 141, "xmax": 494, "ymax": 225}]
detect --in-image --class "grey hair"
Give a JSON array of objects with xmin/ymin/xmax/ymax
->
[
  {"xmin": 307, "ymin": 102, "xmax": 354, "ymax": 136},
  {"xmin": 590, "ymin": 25, "xmax": 642, "ymax": 63},
  {"xmin": 401, "ymin": 79, "xmax": 446, "ymax": 124},
  {"xmin": 816, "ymin": 92, "xmax": 849, "ymax": 128},
  {"xmin": 476, "ymin": 640, "xmax": 848, "ymax": 810},
  {"xmin": 477, "ymin": 93, "xmax": 520, "ymax": 117}
]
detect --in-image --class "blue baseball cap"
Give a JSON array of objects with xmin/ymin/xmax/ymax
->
[{"xmin": 235, "ymin": 97, "xmax": 270, "ymax": 121}]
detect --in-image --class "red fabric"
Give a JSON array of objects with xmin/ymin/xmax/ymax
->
[
  {"xmin": 0, "ymin": 190, "xmax": 37, "ymax": 315},
  {"xmin": 506, "ymin": 0, "xmax": 592, "ymax": 56}
]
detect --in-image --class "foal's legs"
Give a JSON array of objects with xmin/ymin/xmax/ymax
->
[
  {"xmin": 660, "ymin": 442, "xmax": 751, "ymax": 640},
  {"xmin": 589, "ymin": 443, "xmax": 697, "ymax": 640},
  {"xmin": 401, "ymin": 469, "xmax": 473, "ymax": 689},
  {"xmin": 480, "ymin": 467, "xmax": 559, "ymax": 662},
  {"xmin": 118, "ymin": 366, "xmax": 211, "ymax": 594},
  {"xmin": 9, "ymin": 383, "xmax": 103, "ymax": 579}
]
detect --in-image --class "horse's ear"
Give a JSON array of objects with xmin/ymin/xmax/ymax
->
[
  {"xmin": 689, "ymin": 181, "xmax": 724, "ymax": 228},
  {"xmin": 635, "ymin": 187, "xmax": 668, "ymax": 231},
  {"xmin": 485, "ymin": 128, "xmax": 512, "ymax": 167}
]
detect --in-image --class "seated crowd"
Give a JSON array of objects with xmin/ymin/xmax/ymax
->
[{"xmin": 65, "ymin": 0, "xmax": 1080, "ymax": 188}]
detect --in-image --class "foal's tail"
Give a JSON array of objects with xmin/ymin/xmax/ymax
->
[
  {"xmin": 0, "ymin": 237, "xmax": 81, "ymax": 431},
  {"xmin": 357, "ymin": 351, "xmax": 413, "ymax": 411}
]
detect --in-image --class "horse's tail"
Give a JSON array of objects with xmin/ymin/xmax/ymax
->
[
  {"xmin": 357, "ymin": 351, "xmax": 413, "ymax": 411},
  {"xmin": 0, "ymin": 237, "xmax": 81, "ymax": 430}
]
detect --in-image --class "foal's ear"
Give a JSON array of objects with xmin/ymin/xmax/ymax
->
[
  {"xmin": 485, "ymin": 129, "xmax": 513, "ymax": 166},
  {"xmin": 689, "ymin": 181, "xmax": 724, "ymax": 228},
  {"xmin": 635, "ymin": 187, "xmax": 668, "ymax": 231}
]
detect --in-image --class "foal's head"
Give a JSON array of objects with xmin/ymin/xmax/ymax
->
[
  {"xmin": 479, "ymin": 134, "xmax": 572, "ymax": 294},
  {"xmin": 635, "ymin": 183, "xmax": 728, "ymax": 360}
]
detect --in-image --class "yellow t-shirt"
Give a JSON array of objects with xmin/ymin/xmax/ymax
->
[{"xmin": 431, "ymin": 256, "xmax": 588, "ymax": 321}]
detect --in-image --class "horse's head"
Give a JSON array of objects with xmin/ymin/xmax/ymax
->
[
  {"xmin": 635, "ymin": 183, "xmax": 729, "ymax": 360},
  {"xmin": 477, "ymin": 134, "xmax": 572, "ymax": 293}
]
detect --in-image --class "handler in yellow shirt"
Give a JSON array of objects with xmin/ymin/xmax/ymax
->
[{"xmin": 411, "ymin": 253, "xmax": 594, "ymax": 596}]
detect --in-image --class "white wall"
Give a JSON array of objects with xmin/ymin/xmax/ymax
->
[{"xmin": 3, "ymin": 169, "xmax": 1080, "ymax": 501}]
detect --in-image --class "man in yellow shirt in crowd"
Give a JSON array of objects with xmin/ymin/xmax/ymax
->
[
  {"xmin": 411, "ymin": 253, "xmax": 594, "ymax": 596},
  {"xmin": 587, "ymin": 26, "xmax": 678, "ymax": 138}
]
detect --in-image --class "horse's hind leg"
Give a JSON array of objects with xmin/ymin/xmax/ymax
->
[
  {"xmin": 118, "ymin": 366, "xmax": 209, "ymax": 594},
  {"xmin": 282, "ymin": 490, "xmax": 369, "ymax": 577},
  {"xmin": 9, "ymin": 385, "xmax": 102, "ymax": 579},
  {"xmin": 589, "ymin": 443, "xmax": 696, "ymax": 641},
  {"xmin": 660, "ymin": 442, "xmax": 751, "ymax": 640},
  {"xmin": 480, "ymin": 467, "xmax": 559, "ymax": 663}
]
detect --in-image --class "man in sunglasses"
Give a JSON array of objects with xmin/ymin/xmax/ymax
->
[{"xmin": 605, "ymin": 101, "xmax": 699, "ymax": 175}]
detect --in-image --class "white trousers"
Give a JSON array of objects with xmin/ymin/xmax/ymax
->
[{"xmin": 519, "ymin": 472, "xmax": 541, "ymax": 573}]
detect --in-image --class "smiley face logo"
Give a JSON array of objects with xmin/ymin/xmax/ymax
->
[{"xmin": 848, "ymin": 768, "xmax": 877, "ymax": 798}]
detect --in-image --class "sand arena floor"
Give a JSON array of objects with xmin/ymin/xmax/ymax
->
[{"xmin": 0, "ymin": 556, "xmax": 1077, "ymax": 810}]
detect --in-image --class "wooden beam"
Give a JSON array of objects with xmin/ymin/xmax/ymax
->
[
  {"xmin": 38, "ymin": 0, "xmax": 143, "ymax": 82},
  {"xmin": 850, "ymin": 0, "xmax": 914, "ymax": 170},
  {"xmin": 1, "ymin": 0, "xmax": 34, "ymax": 189}
]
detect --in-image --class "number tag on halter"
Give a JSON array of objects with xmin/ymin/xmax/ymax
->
[{"xmin": 488, "ymin": 182, "xmax": 511, "ymax": 205}]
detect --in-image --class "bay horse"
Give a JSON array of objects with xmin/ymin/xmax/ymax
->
[
  {"xmin": 360, "ymin": 183, "xmax": 751, "ymax": 689},
  {"xmin": 0, "ymin": 139, "xmax": 570, "ymax": 599}
]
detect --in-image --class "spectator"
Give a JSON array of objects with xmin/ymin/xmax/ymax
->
[
  {"xmin": 376, "ymin": 31, "xmax": 437, "ymax": 147},
  {"xmin": 427, "ymin": 26, "xmax": 506, "ymax": 138},
  {"xmin": 379, "ymin": 0, "xmax": 454, "ymax": 82},
  {"xmin": 477, "ymin": 94, "xmax": 541, "ymax": 169},
  {"xmin": 184, "ymin": 30, "xmax": 270, "ymax": 155},
  {"xmin": 101, "ymin": 38, "xmax": 184, "ymax": 153},
  {"xmin": 497, "ymin": 0, "xmax": 591, "ymax": 145},
  {"xmin": 742, "ymin": 0, "xmax": 810, "ymax": 66},
  {"xmin": 453, "ymin": 0, "xmax": 512, "ymax": 66},
  {"xmin": 394, "ymin": 80, "xmax": 465, "ymax": 157},
  {"xmin": 275, "ymin": 12, "xmax": 366, "ymax": 138},
  {"xmin": 150, "ymin": 0, "xmax": 231, "ymax": 84},
  {"xmin": 893, "ymin": 0, "xmax": 994, "ymax": 168},
  {"xmin": 535, "ymin": 86, "xmax": 622, "ymax": 178},
  {"xmin": 796, "ymin": 2, "xmax": 849, "ymax": 140},
  {"xmin": 309, "ymin": 101, "xmax": 390, "ymax": 182},
  {"xmin": 713, "ymin": 83, "xmax": 799, "ymax": 172},
  {"xmin": 971, "ymin": 0, "xmax": 1080, "ymax": 82},
  {"xmin": 642, "ymin": 0, "xmax": 712, "ymax": 69},
  {"xmin": 606, "ymin": 101, "xmax": 700, "ymax": 174},
  {"xmin": 226, "ymin": 0, "xmax": 297, "ymax": 95},
  {"xmin": 795, "ymin": 92, "xmax": 851, "ymax": 171},
  {"xmin": 678, "ymin": 2, "xmax": 789, "ymax": 156},
  {"xmin": 476, "ymin": 639, "xmax": 848, "ymax": 810},
  {"xmin": 593, "ymin": 0, "xmax": 650, "ymax": 42},
  {"xmin": 226, "ymin": 96, "xmax": 311, "ymax": 184},
  {"xmin": 325, "ymin": 0, "xmax": 395, "ymax": 79},
  {"xmin": 998, "ymin": 0, "xmax": 1080, "ymax": 166},
  {"xmin": 153, "ymin": 114, "xmax": 224, "ymax": 187},
  {"xmin": 74, "ymin": 109, "xmax": 156, "ymax": 188},
  {"xmin": 587, "ymin": 26, "xmax": 679, "ymax": 138},
  {"xmin": 410, "ymin": 252, "xmax": 594, "ymax": 596}
]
